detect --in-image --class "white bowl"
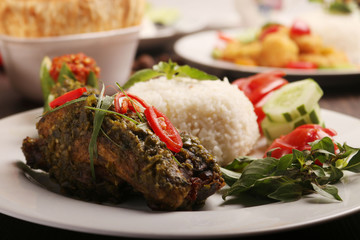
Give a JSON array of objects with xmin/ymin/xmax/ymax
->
[{"xmin": 0, "ymin": 26, "xmax": 140, "ymax": 102}]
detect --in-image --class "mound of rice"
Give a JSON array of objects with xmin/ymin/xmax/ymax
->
[{"xmin": 129, "ymin": 76, "xmax": 260, "ymax": 166}]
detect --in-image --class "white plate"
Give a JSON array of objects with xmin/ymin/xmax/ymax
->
[
  {"xmin": 174, "ymin": 30, "xmax": 360, "ymax": 85},
  {"xmin": 1, "ymin": 108, "xmax": 360, "ymax": 238}
]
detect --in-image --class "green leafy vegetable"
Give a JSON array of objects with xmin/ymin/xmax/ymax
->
[
  {"xmin": 122, "ymin": 60, "xmax": 218, "ymax": 89},
  {"xmin": 122, "ymin": 69, "xmax": 163, "ymax": 90},
  {"xmin": 222, "ymin": 137, "xmax": 360, "ymax": 202},
  {"xmin": 328, "ymin": 1, "xmax": 352, "ymax": 14},
  {"xmin": 87, "ymin": 71, "xmax": 98, "ymax": 88},
  {"xmin": 40, "ymin": 57, "xmax": 55, "ymax": 112}
]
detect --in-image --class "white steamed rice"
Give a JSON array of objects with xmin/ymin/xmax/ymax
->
[{"xmin": 129, "ymin": 76, "xmax": 259, "ymax": 166}]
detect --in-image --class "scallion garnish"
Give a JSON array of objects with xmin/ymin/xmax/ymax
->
[
  {"xmin": 88, "ymin": 85, "xmax": 113, "ymax": 180},
  {"xmin": 85, "ymin": 106, "xmax": 140, "ymax": 125}
]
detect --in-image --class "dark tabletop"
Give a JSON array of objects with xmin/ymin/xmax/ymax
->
[{"xmin": 1, "ymin": 47, "xmax": 360, "ymax": 240}]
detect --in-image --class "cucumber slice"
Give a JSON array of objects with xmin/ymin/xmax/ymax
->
[
  {"xmin": 263, "ymin": 79, "xmax": 323, "ymax": 123},
  {"xmin": 262, "ymin": 103, "xmax": 323, "ymax": 141}
]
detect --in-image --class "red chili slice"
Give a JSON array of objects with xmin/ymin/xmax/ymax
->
[
  {"xmin": 49, "ymin": 87, "xmax": 87, "ymax": 109},
  {"xmin": 114, "ymin": 92, "xmax": 149, "ymax": 114},
  {"xmin": 144, "ymin": 106, "xmax": 183, "ymax": 153}
]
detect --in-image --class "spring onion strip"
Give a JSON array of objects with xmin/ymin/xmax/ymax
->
[
  {"xmin": 85, "ymin": 106, "xmax": 140, "ymax": 125},
  {"xmin": 100, "ymin": 128, "xmax": 121, "ymax": 148},
  {"xmin": 172, "ymin": 155, "xmax": 182, "ymax": 167},
  {"xmin": 88, "ymin": 85, "xmax": 113, "ymax": 180},
  {"xmin": 41, "ymin": 97, "xmax": 87, "ymax": 117}
]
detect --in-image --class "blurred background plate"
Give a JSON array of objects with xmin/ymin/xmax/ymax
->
[
  {"xmin": 174, "ymin": 30, "xmax": 360, "ymax": 87},
  {"xmin": 138, "ymin": 0, "xmax": 241, "ymax": 50}
]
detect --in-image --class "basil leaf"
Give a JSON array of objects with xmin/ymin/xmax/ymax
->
[
  {"xmin": 311, "ymin": 183, "xmax": 342, "ymax": 201},
  {"xmin": 220, "ymin": 167, "xmax": 241, "ymax": 186},
  {"xmin": 223, "ymin": 157, "xmax": 279, "ymax": 199},
  {"xmin": 176, "ymin": 65, "xmax": 218, "ymax": 80},
  {"xmin": 224, "ymin": 156, "xmax": 255, "ymax": 172},
  {"xmin": 157, "ymin": 61, "xmax": 177, "ymax": 79},
  {"xmin": 311, "ymin": 137, "xmax": 335, "ymax": 154},
  {"xmin": 293, "ymin": 149, "xmax": 305, "ymax": 167},
  {"xmin": 344, "ymin": 148, "xmax": 360, "ymax": 172},
  {"xmin": 267, "ymin": 182, "xmax": 303, "ymax": 202},
  {"xmin": 122, "ymin": 60, "xmax": 219, "ymax": 89},
  {"xmin": 122, "ymin": 69, "xmax": 164, "ymax": 90},
  {"xmin": 277, "ymin": 154, "xmax": 293, "ymax": 171},
  {"xmin": 311, "ymin": 164, "xmax": 326, "ymax": 178}
]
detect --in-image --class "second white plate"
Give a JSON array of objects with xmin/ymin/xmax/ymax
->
[{"xmin": 174, "ymin": 30, "xmax": 360, "ymax": 85}]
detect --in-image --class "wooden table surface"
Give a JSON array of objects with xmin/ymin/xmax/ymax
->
[{"xmin": 1, "ymin": 54, "xmax": 360, "ymax": 240}]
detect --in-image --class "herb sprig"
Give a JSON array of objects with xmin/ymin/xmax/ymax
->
[
  {"xmin": 88, "ymin": 85, "xmax": 114, "ymax": 180},
  {"xmin": 222, "ymin": 137, "xmax": 360, "ymax": 202},
  {"xmin": 122, "ymin": 60, "xmax": 218, "ymax": 89}
]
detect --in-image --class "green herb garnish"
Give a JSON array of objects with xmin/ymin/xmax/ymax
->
[
  {"xmin": 122, "ymin": 60, "xmax": 218, "ymax": 89},
  {"xmin": 85, "ymin": 106, "xmax": 140, "ymax": 125},
  {"xmin": 86, "ymin": 71, "xmax": 99, "ymax": 89},
  {"xmin": 88, "ymin": 85, "xmax": 114, "ymax": 180},
  {"xmin": 40, "ymin": 57, "xmax": 55, "ymax": 112},
  {"xmin": 222, "ymin": 137, "xmax": 360, "ymax": 202},
  {"xmin": 57, "ymin": 62, "xmax": 77, "ymax": 85}
]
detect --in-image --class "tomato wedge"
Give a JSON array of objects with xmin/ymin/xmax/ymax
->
[
  {"xmin": 290, "ymin": 19, "xmax": 311, "ymax": 35},
  {"xmin": 114, "ymin": 92, "xmax": 149, "ymax": 114},
  {"xmin": 286, "ymin": 61, "xmax": 317, "ymax": 69},
  {"xmin": 49, "ymin": 87, "xmax": 87, "ymax": 109},
  {"xmin": 253, "ymin": 91, "xmax": 274, "ymax": 134},
  {"xmin": 264, "ymin": 124, "xmax": 338, "ymax": 158},
  {"xmin": 233, "ymin": 71, "xmax": 287, "ymax": 104},
  {"xmin": 144, "ymin": 106, "xmax": 183, "ymax": 153},
  {"xmin": 232, "ymin": 71, "xmax": 288, "ymax": 133},
  {"xmin": 259, "ymin": 25, "xmax": 281, "ymax": 41}
]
